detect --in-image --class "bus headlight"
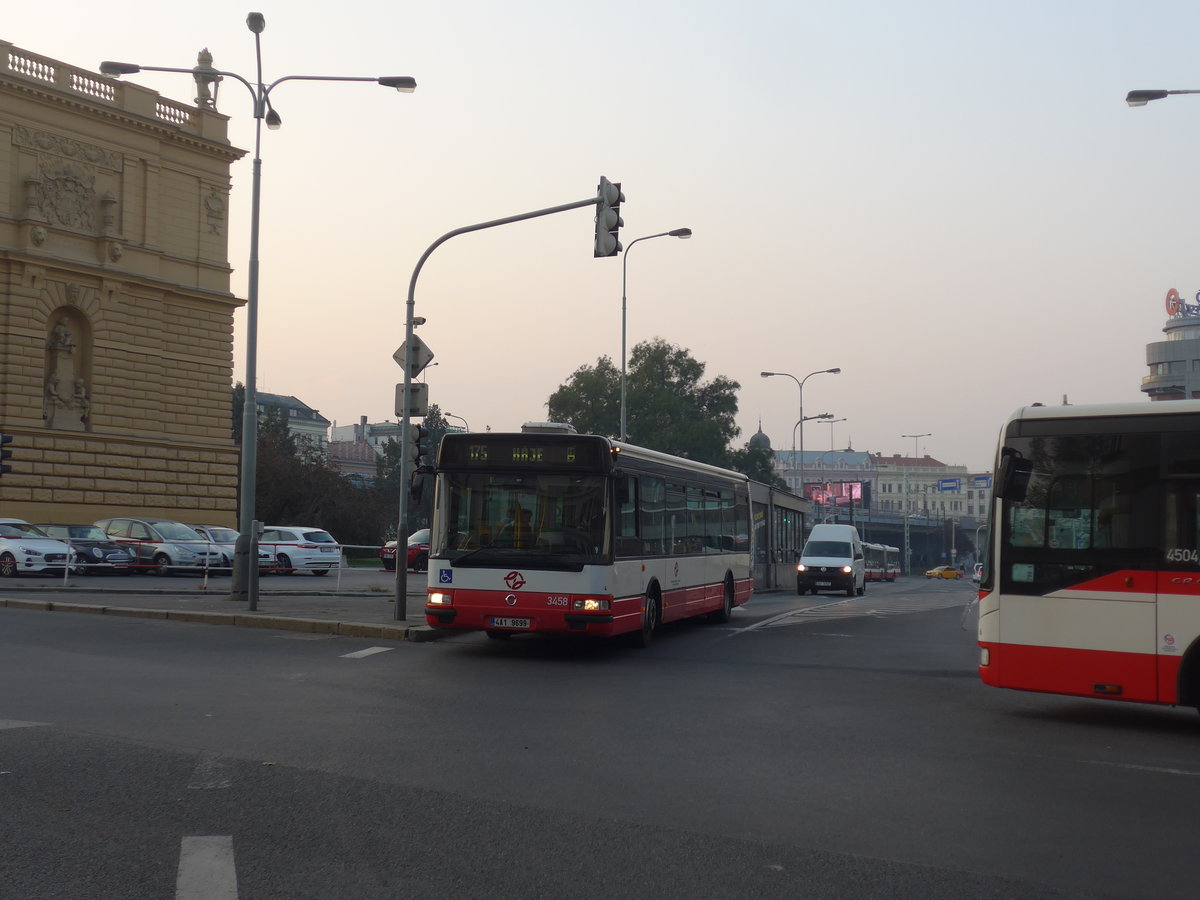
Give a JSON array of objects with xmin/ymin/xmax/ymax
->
[
  {"xmin": 572, "ymin": 598, "xmax": 611, "ymax": 612},
  {"xmin": 427, "ymin": 592, "xmax": 453, "ymax": 606}
]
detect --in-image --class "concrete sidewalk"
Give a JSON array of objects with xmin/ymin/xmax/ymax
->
[{"xmin": 0, "ymin": 576, "xmax": 441, "ymax": 642}]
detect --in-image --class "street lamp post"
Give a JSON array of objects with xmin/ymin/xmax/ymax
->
[
  {"xmin": 444, "ymin": 412, "xmax": 470, "ymax": 432},
  {"xmin": 101, "ymin": 15, "xmax": 415, "ymax": 609},
  {"xmin": 790, "ymin": 414, "xmax": 833, "ymax": 493},
  {"xmin": 823, "ymin": 417, "xmax": 847, "ymax": 450},
  {"xmin": 620, "ymin": 228, "xmax": 692, "ymax": 441},
  {"xmin": 762, "ymin": 368, "xmax": 841, "ymax": 508},
  {"xmin": 899, "ymin": 435, "xmax": 929, "ymax": 575}
]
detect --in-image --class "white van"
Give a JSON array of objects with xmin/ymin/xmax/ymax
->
[{"xmin": 797, "ymin": 524, "xmax": 865, "ymax": 597}]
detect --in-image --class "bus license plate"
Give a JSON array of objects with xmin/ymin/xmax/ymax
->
[
  {"xmin": 815, "ymin": 581, "xmax": 832, "ymax": 587},
  {"xmin": 490, "ymin": 617, "xmax": 531, "ymax": 629}
]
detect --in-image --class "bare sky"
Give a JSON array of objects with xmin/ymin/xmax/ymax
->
[{"xmin": 7, "ymin": 0, "xmax": 1197, "ymax": 471}]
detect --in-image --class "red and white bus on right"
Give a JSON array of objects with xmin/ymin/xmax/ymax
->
[{"xmin": 978, "ymin": 400, "xmax": 1200, "ymax": 710}]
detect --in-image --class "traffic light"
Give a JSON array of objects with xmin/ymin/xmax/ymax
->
[
  {"xmin": 0, "ymin": 433, "xmax": 11, "ymax": 476},
  {"xmin": 408, "ymin": 423, "xmax": 430, "ymax": 469},
  {"xmin": 594, "ymin": 176, "xmax": 624, "ymax": 258}
]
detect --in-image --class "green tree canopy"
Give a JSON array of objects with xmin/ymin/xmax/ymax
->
[{"xmin": 546, "ymin": 338, "xmax": 741, "ymax": 466}]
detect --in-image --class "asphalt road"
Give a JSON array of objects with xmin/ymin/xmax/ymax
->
[{"xmin": 3, "ymin": 578, "xmax": 1197, "ymax": 899}]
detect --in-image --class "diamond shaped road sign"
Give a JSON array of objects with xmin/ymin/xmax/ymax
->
[{"xmin": 393, "ymin": 334, "xmax": 435, "ymax": 378}]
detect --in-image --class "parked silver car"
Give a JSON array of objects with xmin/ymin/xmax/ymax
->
[{"xmin": 94, "ymin": 516, "xmax": 223, "ymax": 575}]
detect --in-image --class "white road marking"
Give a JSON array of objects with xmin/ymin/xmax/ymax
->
[
  {"xmin": 0, "ymin": 719, "xmax": 48, "ymax": 730},
  {"xmin": 176, "ymin": 835, "xmax": 238, "ymax": 900},
  {"xmin": 726, "ymin": 592, "xmax": 969, "ymax": 638},
  {"xmin": 1015, "ymin": 751, "xmax": 1200, "ymax": 778},
  {"xmin": 340, "ymin": 646, "xmax": 394, "ymax": 659},
  {"xmin": 187, "ymin": 754, "xmax": 232, "ymax": 790}
]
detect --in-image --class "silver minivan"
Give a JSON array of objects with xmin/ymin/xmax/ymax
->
[{"xmin": 94, "ymin": 516, "xmax": 223, "ymax": 575}]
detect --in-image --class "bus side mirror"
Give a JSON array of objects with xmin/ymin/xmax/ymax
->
[{"xmin": 997, "ymin": 453, "xmax": 1033, "ymax": 502}]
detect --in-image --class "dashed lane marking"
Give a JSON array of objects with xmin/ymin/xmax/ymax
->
[
  {"xmin": 176, "ymin": 835, "xmax": 238, "ymax": 900},
  {"xmin": 340, "ymin": 646, "xmax": 394, "ymax": 659},
  {"xmin": 0, "ymin": 719, "xmax": 49, "ymax": 730}
]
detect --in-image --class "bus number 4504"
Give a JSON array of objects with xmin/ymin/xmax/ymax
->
[{"xmin": 1166, "ymin": 548, "xmax": 1200, "ymax": 564}]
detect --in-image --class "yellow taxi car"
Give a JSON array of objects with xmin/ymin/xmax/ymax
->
[{"xmin": 924, "ymin": 565, "xmax": 962, "ymax": 579}]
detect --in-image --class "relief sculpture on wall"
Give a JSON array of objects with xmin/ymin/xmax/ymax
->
[{"xmin": 43, "ymin": 305, "xmax": 91, "ymax": 432}]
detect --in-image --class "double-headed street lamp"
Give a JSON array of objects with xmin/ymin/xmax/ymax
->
[
  {"xmin": 101, "ymin": 13, "xmax": 416, "ymax": 608},
  {"xmin": 902, "ymin": 432, "xmax": 931, "ymax": 459},
  {"xmin": 761, "ymin": 368, "xmax": 841, "ymax": 504},
  {"xmin": 620, "ymin": 228, "xmax": 692, "ymax": 441}
]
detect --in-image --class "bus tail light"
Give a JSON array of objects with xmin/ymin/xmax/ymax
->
[
  {"xmin": 572, "ymin": 597, "xmax": 611, "ymax": 612},
  {"xmin": 428, "ymin": 591, "xmax": 453, "ymax": 606},
  {"xmin": 979, "ymin": 647, "xmax": 989, "ymax": 666}
]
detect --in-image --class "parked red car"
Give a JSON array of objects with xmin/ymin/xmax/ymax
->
[{"xmin": 380, "ymin": 528, "xmax": 430, "ymax": 572}]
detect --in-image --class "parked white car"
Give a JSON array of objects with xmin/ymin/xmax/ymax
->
[
  {"xmin": 0, "ymin": 518, "xmax": 74, "ymax": 577},
  {"xmin": 259, "ymin": 525, "xmax": 341, "ymax": 575}
]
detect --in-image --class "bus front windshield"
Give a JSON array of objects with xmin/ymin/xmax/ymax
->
[{"xmin": 433, "ymin": 472, "xmax": 609, "ymax": 569}]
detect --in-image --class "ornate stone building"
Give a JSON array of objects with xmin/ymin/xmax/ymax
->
[{"xmin": 0, "ymin": 41, "xmax": 246, "ymax": 524}]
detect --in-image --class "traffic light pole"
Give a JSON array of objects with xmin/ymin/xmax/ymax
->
[{"xmin": 393, "ymin": 190, "xmax": 609, "ymax": 620}]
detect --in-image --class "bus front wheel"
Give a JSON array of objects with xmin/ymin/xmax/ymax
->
[
  {"xmin": 710, "ymin": 577, "xmax": 734, "ymax": 623},
  {"xmin": 632, "ymin": 592, "xmax": 659, "ymax": 648}
]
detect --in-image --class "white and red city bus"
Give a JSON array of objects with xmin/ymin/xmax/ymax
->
[
  {"xmin": 978, "ymin": 400, "xmax": 1200, "ymax": 709},
  {"xmin": 424, "ymin": 427, "xmax": 753, "ymax": 645},
  {"xmin": 863, "ymin": 542, "xmax": 887, "ymax": 582},
  {"xmin": 882, "ymin": 545, "xmax": 900, "ymax": 582}
]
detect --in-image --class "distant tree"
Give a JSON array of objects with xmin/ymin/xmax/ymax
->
[
  {"xmin": 547, "ymin": 339, "xmax": 741, "ymax": 466},
  {"xmin": 729, "ymin": 440, "xmax": 786, "ymax": 489},
  {"xmin": 545, "ymin": 356, "xmax": 621, "ymax": 438}
]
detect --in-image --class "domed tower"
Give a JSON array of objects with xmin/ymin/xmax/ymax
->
[{"xmin": 749, "ymin": 420, "xmax": 771, "ymax": 450}]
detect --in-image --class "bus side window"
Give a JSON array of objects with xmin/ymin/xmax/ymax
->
[
  {"xmin": 642, "ymin": 476, "xmax": 665, "ymax": 556},
  {"xmin": 1164, "ymin": 482, "xmax": 1200, "ymax": 567},
  {"xmin": 615, "ymin": 474, "xmax": 640, "ymax": 557}
]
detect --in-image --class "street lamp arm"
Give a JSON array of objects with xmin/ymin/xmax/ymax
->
[
  {"xmin": 101, "ymin": 62, "xmax": 259, "ymax": 100},
  {"xmin": 1126, "ymin": 88, "xmax": 1200, "ymax": 106},
  {"xmin": 264, "ymin": 73, "xmax": 417, "ymax": 94}
]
